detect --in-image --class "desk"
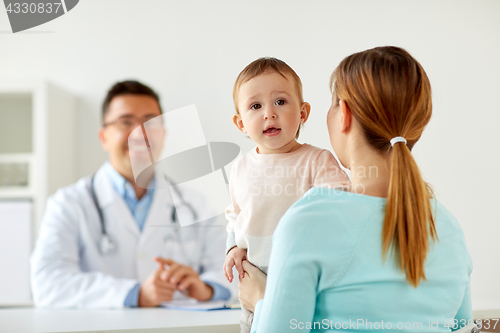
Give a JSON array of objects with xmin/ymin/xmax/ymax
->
[
  {"xmin": 2, "ymin": 307, "xmax": 499, "ymax": 333},
  {"xmin": 0, "ymin": 307, "xmax": 242, "ymax": 333}
]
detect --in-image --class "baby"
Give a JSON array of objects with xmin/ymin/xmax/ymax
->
[{"xmin": 224, "ymin": 57, "xmax": 350, "ymax": 333}]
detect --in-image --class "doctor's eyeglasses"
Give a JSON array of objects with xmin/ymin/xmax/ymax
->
[{"xmin": 103, "ymin": 115, "xmax": 164, "ymax": 132}]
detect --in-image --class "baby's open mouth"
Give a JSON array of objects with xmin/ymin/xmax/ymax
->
[
  {"xmin": 263, "ymin": 126, "xmax": 281, "ymax": 134},
  {"xmin": 263, "ymin": 126, "xmax": 281, "ymax": 137}
]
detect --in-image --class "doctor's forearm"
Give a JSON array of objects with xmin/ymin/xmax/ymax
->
[
  {"xmin": 31, "ymin": 268, "xmax": 138, "ymax": 308},
  {"xmin": 204, "ymin": 280, "xmax": 231, "ymax": 301},
  {"xmin": 124, "ymin": 283, "xmax": 141, "ymax": 307}
]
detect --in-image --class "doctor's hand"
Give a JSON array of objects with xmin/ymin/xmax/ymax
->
[
  {"xmin": 238, "ymin": 260, "xmax": 266, "ymax": 313},
  {"xmin": 154, "ymin": 257, "xmax": 214, "ymax": 302},
  {"xmin": 138, "ymin": 264, "xmax": 177, "ymax": 307}
]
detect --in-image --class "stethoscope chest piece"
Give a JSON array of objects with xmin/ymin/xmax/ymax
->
[{"xmin": 99, "ymin": 234, "xmax": 116, "ymax": 256}]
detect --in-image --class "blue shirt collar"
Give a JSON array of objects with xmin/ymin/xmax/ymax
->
[{"xmin": 104, "ymin": 161, "xmax": 155, "ymax": 202}]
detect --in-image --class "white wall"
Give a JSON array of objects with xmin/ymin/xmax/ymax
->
[{"xmin": 1, "ymin": 0, "xmax": 499, "ymax": 309}]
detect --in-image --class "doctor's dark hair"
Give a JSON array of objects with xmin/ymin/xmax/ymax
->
[
  {"xmin": 331, "ymin": 46, "xmax": 437, "ymax": 288},
  {"xmin": 233, "ymin": 57, "xmax": 305, "ymax": 139},
  {"xmin": 102, "ymin": 80, "xmax": 162, "ymax": 123}
]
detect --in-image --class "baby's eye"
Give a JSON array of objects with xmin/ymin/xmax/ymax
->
[
  {"xmin": 250, "ymin": 103, "xmax": 262, "ymax": 110},
  {"xmin": 275, "ymin": 99, "xmax": 286, "ymax": 106}
]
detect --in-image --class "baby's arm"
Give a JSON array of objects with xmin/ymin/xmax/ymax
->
[
  {"xmin": 224, "ymin": 204, "xmax": 244, "ymax": 283},
  {"xmin": 225, "ymin": 206, "xmax": 238, "ymax": 256},
  {"xmin": 224, "ymin": 162, "xmax": 245, "ymax": 283},
  {"xmin": 224, "ymin": 246, "xmax": 247, "ymax": 283}
]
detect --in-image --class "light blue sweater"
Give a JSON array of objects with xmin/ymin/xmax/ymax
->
[{"xmin": 251, "ymin": 187, "xmax": 472, "ymax": 332}]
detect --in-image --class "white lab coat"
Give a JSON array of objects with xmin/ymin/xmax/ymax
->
[{"xmin": 30, "ymin": 164, "xmax": 235, "ymax": 308}]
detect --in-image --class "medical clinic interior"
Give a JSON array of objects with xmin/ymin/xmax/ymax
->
[{"xmin": 0, "ymin": 1, "xmax": 499, "ymax": 333}]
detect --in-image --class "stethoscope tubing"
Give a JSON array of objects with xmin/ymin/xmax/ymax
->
[{"xmin": 89, "ymin": 173, "xmax": 198, "ymax": 258}]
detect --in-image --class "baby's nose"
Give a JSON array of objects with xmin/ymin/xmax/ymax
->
[{"xmin": 263, "ymin": 114, "xmax": 277, "ymax": 120}]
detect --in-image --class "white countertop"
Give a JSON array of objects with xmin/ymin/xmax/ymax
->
[
  {"xmin": 473, "ymin": 308, "xmax": 500, "ymax": 320},
  {"xmin": 0, "ymin": 307, "xmax": 242, "ymax": 333},
  {"xmin": 1, "ymin": 306, "xmax": 498, "ymax": 333}
]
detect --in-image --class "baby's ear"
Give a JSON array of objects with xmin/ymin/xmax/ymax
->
[
  {"xmin": 300, "ymin": 102, "xmax": 311, "ymax": 124},
  {"xmin": 232, "ymin": 114, "xmax": 246, "ymax": 133}
]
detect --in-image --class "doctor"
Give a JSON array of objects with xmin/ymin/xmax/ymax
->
[{"xmin": 30, "ymin": 80, "xmax": 233, "ymax": 308}]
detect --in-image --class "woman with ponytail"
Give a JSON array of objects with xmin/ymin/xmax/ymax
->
[{"xmin": 238, "ymin": 46, "xmax": 472, "ymax": 332}]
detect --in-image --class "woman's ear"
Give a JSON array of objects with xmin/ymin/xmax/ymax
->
[
  {"xmin": 339, "ymin": 100, "xmax": 352, "ymax": 133},
  {"xmin": 300, "ymin": 102, "xmax": 311, "ymax": 124},
  {"xmin": 232, "ymin": 114, "xmax": 246, "ymax": 133}
]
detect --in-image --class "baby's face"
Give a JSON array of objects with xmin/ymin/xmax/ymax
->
[{"xmin": 235, "ymin": 72, "xmax": 305, "ymax": 154}]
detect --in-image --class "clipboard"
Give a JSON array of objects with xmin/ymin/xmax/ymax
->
[{"xmin": 161, "ymin": 299, "xmax": 241, "ymax": 311}]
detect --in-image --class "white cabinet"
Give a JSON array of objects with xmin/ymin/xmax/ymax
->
[
  {"xmin": 0, "ymin": 81, "xmax": 75, "ymax": 240},
  {"xmin": 0, "ymin": 201, "xmax": 32, "ymax": 306}
]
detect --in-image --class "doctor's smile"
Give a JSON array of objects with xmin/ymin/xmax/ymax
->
[{"xmin": 128, "ymin": 145, "xmax": 149, "ymax": 152}]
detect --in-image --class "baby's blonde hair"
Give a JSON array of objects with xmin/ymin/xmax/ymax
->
[{"xmin": 233, "ymin": 57, "xmax": 305, "ymax": 139}]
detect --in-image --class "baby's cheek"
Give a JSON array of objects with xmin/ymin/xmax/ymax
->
[{"xmin": 245, "ymin": 121, "xmax": 260, "ymax": 134}]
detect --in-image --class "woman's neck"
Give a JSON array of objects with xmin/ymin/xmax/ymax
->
[{"xmin": 347, "ymin": 144, "xmax": 391, "ymax": 198}]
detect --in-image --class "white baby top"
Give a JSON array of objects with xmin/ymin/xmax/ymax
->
[{"xmin": 225, "ymin": 143, "xmax": 350, "ymax": 268}]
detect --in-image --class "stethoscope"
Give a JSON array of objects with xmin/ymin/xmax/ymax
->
[{"xmin": 89, "ymin": 173, "xmax": 198, "ymax": 259}]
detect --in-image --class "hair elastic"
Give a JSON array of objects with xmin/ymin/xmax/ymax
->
[{"xmin": 390, "ymin": 136, "xmax": 407, "ymax": 147}]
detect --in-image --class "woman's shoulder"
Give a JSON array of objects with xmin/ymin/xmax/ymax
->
[
  {"xmin": 275, "ymin": 187, "xmax": 384, "ymax": 241},
  {"xmin": 271, "ymin": 187, "xmax": 385, "ymax": 276},
  {"xmin": 287, "ymin": 191, "xmax": 466, "ymax": 237},
  {"xmin": 433, "ymin": 199, "xmax": 461, "ymax": 228},
  {"xmin": 432, "ymin": 199, "xmax": 470, "ymax": 250},
  {"xmin": 295, "ymin": 186, "xmax": 385, "ymax": 211}
]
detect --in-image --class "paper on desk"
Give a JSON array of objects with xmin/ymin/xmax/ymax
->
[{"xmin": 161, "ymin": 299, "xmax": 240, "ymax": 311}]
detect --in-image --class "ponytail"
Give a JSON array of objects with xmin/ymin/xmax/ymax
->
[
  {"xmin": 383, "ymin": 141, "xmax": 437, "ymax": 287},
  {"xmin": 332, "ymin": 46, "xmax": 437, "ymax": 287}
]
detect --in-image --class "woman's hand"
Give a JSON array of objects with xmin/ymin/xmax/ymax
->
[{"xmin": 238, "ymin": 260, "xmax": 267, "ymax": 312}]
